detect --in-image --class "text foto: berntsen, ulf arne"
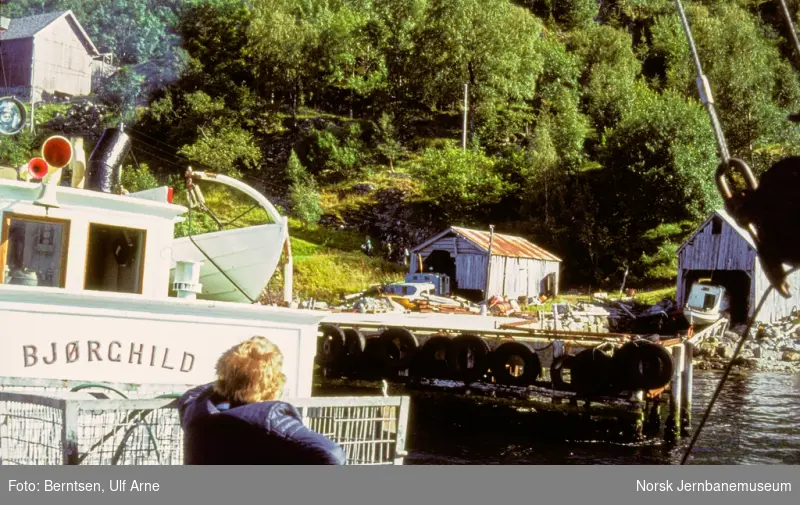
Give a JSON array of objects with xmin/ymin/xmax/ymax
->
[{"xmin": 9, "ymin": 479, "xmax": 160, "ymax": 493}]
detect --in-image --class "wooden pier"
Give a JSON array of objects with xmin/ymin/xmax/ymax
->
[{"xmin": 313, "ymin": 314, "xmax": 730, "ymax": 443}]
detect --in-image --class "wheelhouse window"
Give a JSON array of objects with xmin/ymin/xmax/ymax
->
[
  {"xmin": 84, "ymin": 224, "xmax": 146, "ymax": 294},
  {"xmin": 1, "ymin": 213, "xmax": 70, "ymax": 288}
]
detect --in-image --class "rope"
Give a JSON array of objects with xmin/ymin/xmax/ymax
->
[
  {"xmin": 673, "ymin": 0, "xmax": 731, "ymax": 163},
  {"xmin": 186, "ymin": 204, "xmax": 257, "ymax": 304}
]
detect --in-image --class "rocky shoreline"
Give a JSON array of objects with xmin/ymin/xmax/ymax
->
[{"xmin": 693, "ymin": 317, "xmax": 800, "ymax": 374}]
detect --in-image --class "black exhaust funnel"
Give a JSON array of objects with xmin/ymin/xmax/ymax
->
[{"xmin": 86, "ymin": 126, "xmax": 132, "ymax": 193}]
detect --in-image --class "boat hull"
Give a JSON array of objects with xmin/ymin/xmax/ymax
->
[
  {"xmin": 169, "ymin": 223, "xmax": 286, "ymax": 303},
  {"xmin": 682, "ymin": 307, "xmax": 722, "ymax": 326}
]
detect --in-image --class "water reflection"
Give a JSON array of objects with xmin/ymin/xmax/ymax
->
[{"xmin": 406, "ymin": 371, "xmax": 800, "ymax": 465}]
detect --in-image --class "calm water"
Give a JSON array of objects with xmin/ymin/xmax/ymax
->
[{"xmin": 405, "ymin": 371, "xmax": 800, "ymax": 465}]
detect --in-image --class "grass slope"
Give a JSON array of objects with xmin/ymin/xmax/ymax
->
[{"xmin": 172, "ymin": 183, "xmax": 404, "ymax": 304}]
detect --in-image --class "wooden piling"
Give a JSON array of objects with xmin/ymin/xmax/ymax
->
[
  {"xmin": 665, "ymin": 345, "xmax": 685, "ymax": 443},
  {"xmin": 646, "ymin": 402, "xmax": 661, "ymax": 436},
  {"xmin": 634, "ymin": 390, "xmax": 645, "ymax": 441},
  {"xmin": 681, "ymin": 341, "xmax": 693, "ymax": 436}
]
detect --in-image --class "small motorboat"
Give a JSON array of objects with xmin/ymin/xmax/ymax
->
[{"xmin": 683, "ymin": 282, "xmax": 730, "ymax": 326}]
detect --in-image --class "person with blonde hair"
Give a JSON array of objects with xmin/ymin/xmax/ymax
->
[{"xmin": 178, "ymin": 336, "xmax": 345, "ymax": 465}]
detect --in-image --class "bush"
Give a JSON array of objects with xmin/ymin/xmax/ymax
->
[
  {"xmin": 411, "ymin": 145, "xmax": 509, "ymax": 220},
  {"xmin": 305, "ymin": 123, "xmax": 365, "ymax": 181},
  {"xmin": 121, "ymin": 162, "xmax": 160, "ymax": 193}
]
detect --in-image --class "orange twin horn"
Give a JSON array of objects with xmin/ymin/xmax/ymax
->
[
  {"xmin": 27, "ymin": 158, "xmax": 49, "ymax": 180},
  {"xmin": 41, "ymin": 135, "xmax": 73, "ymax": 169}
]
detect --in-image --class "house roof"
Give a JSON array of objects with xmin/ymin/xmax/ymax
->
[
  {"xmin": 412, "ymin": 226, "xmax": 562, "ymax": 261},
  {"xmin": 677, "ymin": 208, "xmax": 757, "ymax": 255},
  {"xmin": 0, "ymin": 10, "xmax": 99, "ymax": 56}
]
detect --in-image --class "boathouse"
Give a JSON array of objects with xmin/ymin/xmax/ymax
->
[
  {"xmin": 409, "ymin": 226, "xmax": 561, "ymax": 300},
  {"xmin": 676, "ymin": 209, "xmax": 800, "ymax": 324}
]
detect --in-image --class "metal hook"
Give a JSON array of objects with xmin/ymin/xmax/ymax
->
[{"xmin": 715, "ymin": 157, "xmax": 758, "ymax": 201}]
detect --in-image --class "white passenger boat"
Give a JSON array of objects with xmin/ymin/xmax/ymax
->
[{"xmin": 0, "ymin": 129, "xmax": 319, "ymax": 394}]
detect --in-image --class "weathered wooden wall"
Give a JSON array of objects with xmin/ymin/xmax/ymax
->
[
  {"xmin": 33, "ymin": 16, "xmax": 94, "ymax": 96},
  {"xmin": 754, "ymin": 263, "xmax": 800, "ymax": 323},
  {"xmin": 487, "ymin": 256, "xmax": 560, "ymax": 300},
  {"xmin": 455, "ymin": 254, "xmax": 487, "ymax": 290}
]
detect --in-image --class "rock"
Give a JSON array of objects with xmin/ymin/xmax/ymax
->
[
  {"xmin": 782, "ymin": 351, "xmax": 800, "ymax": 362},
  {"xmin": 351, "ymin": 183, "xmax": 376, "ymax": 194},
  {"xmin": 723, "ymin": 331, "xmax": 740, "ymax": 344},
  {"xmin": 716, "ymin": 344, "xmax": 733, "ymax": 359},
  {"xmin": 753, "ymin": 347, "xmax": 763, "ymax": 359}
]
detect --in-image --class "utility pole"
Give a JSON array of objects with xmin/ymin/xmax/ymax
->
[
  {"xmin": 483, "ymin": 225, "xmax": 495, "ymax": 308},
  {"xmin": 462, "ymin": 83, "xmax": 468, "ymax": 151}
]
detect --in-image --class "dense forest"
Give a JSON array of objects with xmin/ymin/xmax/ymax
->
[{"xmin": 4, "ymin": 0, "xmax": 800, "ymax": 291}]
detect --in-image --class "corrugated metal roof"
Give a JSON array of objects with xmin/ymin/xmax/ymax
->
[
  {"xmin": 0, "ymin": 11, "xmax": 66, "ymax": 41},
  {"xmin": 451, "ymin": 226, "xmax": 562, "ymax": 261}
]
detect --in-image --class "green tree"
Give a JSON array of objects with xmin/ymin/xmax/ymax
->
[
  {"xmin": 650, "ymin": 2, "xmax": 800, "ymax": 173},
  {"xmin": 157, "ymin": 92, "xmax": 262, "ymax": 176},
  {"xmin": 412, "ymin": 145, "xmax": 509, "ymax": 221},
  {"xmin": 374, "ymin": 112, "xmax": 406, "ymax": 170},
  {"xmin": 286, "ymin": 150, "xmax": 322, "ymax": 226},
  {"xmin": 413, "ymin": 0, "xmax": 544, "ymax": 141}
]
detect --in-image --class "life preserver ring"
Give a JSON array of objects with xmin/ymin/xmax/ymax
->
[
  {"xmin": 550, "ymin": 354, "xmax": 575, "ymax": 391},
  {"xmin": 446, "ymin": 333, "xmax": 491, "ymax": 384},
  {"xmin": 315, "ymin": 324, "xmax": 345, "ymax": 367},
  {"xmin": 570, "ymin": 347, "xmax": 613, "ymax": 396},
  {"xmin": 490, "ymin": 341, "xmax": 542, "ymax": 386},
  {"xmin": 379, "ymin": 328, "xmax": 419, "ymax": 369},
  {"xmin": 412, "ymin": 336, "xmax": 453, "ymax": 379},
  {"xmin": 339, "ymin": 328, "xmax": 367, "ymax": 375}
]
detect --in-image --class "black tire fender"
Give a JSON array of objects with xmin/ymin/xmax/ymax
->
[
  {"xmin": 357, "ymin": 338, "xmax": 400, "ymax": 380},
  {"xmin": 339, "ymin": 328, "xmax": 367, "ymax": 374},
  {"xmin": 379, "ymin": 328, "xmax": 419, "ymax": 369},
  {"xmin": 610, "ymin": 340, "xmax": 648, "ymax": 391},
  {"xmin": 570, "ymin": 347, "xmax": 613, "ymax": 396},
  {"xmin": 412, "ymin": 336, "xmax": 453, "ymax": 379},
  {"xmin": 636, "ymin": 343, "xmax": 674, "ymax": 390},
  {"xmin": 550, "ymin": 354, "xmax": 575, "ymax": 391},
  {"xmin": 612, "ymin": 340, "xmax": 674, "ymax": 391},
  {"xmin": 315, "ymin": 324, "xmax": 345, "ymax": 367},
  {"xmin": 446, "ymin": 333, "xmax": 491, "ymax": 384},
  {"xmin": 490, "ymin": 341, "xmax": 542, "ymax": 386}
]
